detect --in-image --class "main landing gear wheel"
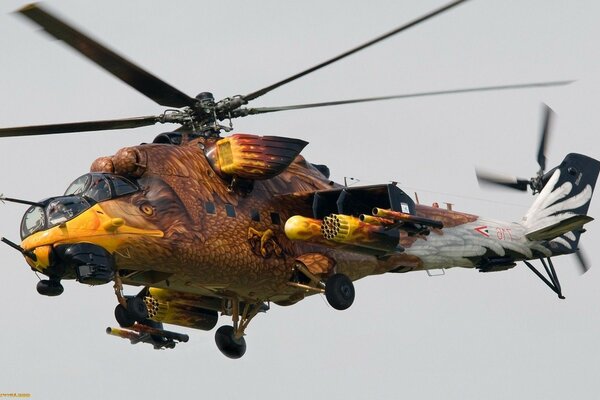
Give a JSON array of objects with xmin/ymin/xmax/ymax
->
[
  {"xmin": 215, "ymin": 325, "xmax": 247, "ymax": 359},
  {"xmin": 126, "ymin": 296, "xmax": 149, "ymax": 320},
  {"xmin": 325, "ymin": 273, "xmax": 355, "ymax": 310},
  {"xmin": 114, "ymin": 297, "xmax": 149, "ymax": 327},
  {"xmin": 114, "ymin": 304, "xmax": 135, "ymax": 327}
]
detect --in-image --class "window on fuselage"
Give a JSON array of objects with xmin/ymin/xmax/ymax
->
[
  {"xmin": 205, "ymin": 201, "xmax": 216, "ymax": 215},
  {"xmin": 225, "ymin": 204, "xmax": 236, "ymax": 218},
  {"xmin": 270, "ymin": 212, "xmax": 281, "ymax": 225}
]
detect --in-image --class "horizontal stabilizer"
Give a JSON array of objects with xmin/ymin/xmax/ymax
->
[{"xmin": 525, "ymin": 215, "xmax": 593, "ymax": 241}]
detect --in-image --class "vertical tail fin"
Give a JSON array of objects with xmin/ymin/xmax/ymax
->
[{"xmin": 522, "ymin": 153, "xmax": 600, "ymax": 252}]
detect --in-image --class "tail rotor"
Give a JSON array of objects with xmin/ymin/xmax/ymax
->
[
  {"xmin": 476, "ymin": 104, "xmax": 554, "ymax": 194},
  {"xmin": 477, "ymin": 104, "xmax": 600, "ymax": 276}
]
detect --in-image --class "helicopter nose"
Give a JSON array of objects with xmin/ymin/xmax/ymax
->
[{"xmin": 21, "ymin": 202, "xmax": 164, "ymax": 278}]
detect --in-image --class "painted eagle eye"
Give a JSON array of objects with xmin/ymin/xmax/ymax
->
[{"xmin": 140, "ymin": 203, "xmax": 154, "ymax": 216}]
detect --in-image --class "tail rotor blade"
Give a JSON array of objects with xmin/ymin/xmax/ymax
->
[
  {"xmin": 575, "ymin": 249, "xmax": 590, "ymax": 275},
  {"xmin": 537, "ymin": 104, "xmax": 554, "ymax": 173},
  {"xmin": 475, "ymin": 169, "xmax": 530, "ymax": 191}
]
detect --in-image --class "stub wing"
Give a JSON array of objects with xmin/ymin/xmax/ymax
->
[
  {"xmin": 525, "ymin": 214, "xmax": 593, "ymax": 241},
  {"xmin": 281, "ymin": 184, "xmax": 444, "ymax": 255}
]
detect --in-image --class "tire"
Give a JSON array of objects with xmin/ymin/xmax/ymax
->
[
  {"xmin": 215, "ymin": 325, "xmax": 247, "ymax": 359},
  {"xmin": 325, "ymin": 273, "xmax": 355, "ymax": 310},
  {"xmin": 114, "ymin": 304, "xmax": 135, "ymax": 327},
  {"xmin": 126, "ymin": 296, "xmax": 148, "ymax": 321},
  {"xmin": 36, "ymin": 280, "xmax": 64, "ymax": 297}
]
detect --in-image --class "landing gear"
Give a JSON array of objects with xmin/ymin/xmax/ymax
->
[
  {"xmin": 112, "ymin": 273, "xmax": 149, "ymax": 326},
  {"xmin": 325, "ymin": 273, "xmax": 355, "ymax": 310},
  {"xmin": 215, "ymin": 325, "xmax": 247, "ymax": 359},
  {"xmin": 214, "ymin": 299, "xmax": 268, "ymax": 359},
  {"xmin": 287, "ymin": 260, "xmax": 356, "ymax": 311},
  {"xmin": 36, "ymin": 279, "xmax": 64, "ymax": 296}
]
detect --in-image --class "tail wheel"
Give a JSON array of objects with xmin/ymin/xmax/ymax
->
[
  {"xmin": 215, "ymin": 325, "xmax": 247, "ymax": 359},
  {"xmin": 325, "ymin": 273, "xmax": 355, "ymax": 310}
]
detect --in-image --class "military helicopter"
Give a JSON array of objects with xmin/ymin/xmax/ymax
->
[{"xmin": 0, "ymin": 0, "xmax": 597, "ymax": 359}]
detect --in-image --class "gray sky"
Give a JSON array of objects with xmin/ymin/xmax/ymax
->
[{"xmin": 1, "ymin": 1, "xmax": 599, "ymax": 399}]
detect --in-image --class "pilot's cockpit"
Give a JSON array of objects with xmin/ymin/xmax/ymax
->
[
  {"xmin": 20, "ymin": 173, "xmax": 139, "ymax": 239},
  {"xmin": 64, "ymin": 173, "xmax": 138, "ymax": 202}
]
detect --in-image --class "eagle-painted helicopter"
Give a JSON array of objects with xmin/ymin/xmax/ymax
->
[{"xmin": 0, "ymin": 0, "xmax": 597, "ymax": 359}]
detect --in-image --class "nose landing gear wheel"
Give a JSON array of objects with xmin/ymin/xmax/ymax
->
[
  {"xmin": 36, "ymin": 279, "xmax": 64, "ymax": 296},
  {"xmin": 215, "ymin": 325, "xmax": 247, "ymax": 359},
  {"xmin": 325, "ymin": 273, "xmax": 355, "ymax": 310}
]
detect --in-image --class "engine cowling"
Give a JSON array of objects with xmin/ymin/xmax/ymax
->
[{"xmin": 205, "ymin": 134, "xmax": 307, "ymax": 180}]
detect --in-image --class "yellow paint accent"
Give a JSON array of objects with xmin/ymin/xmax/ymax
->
[
  {"xmin": 102, "ymin": 218, "xmax": 125, "ymax": 232},
  {"xmin": 21, "ymin": 204, "xmax": 164, "ymax": 258},
  {"xmin": 216, "ymin": 136, "xmax": 268, "ymax": 176},
  {"xmin": 217, "ymin": 139, "xmax": 234, "ymax": 170},
  {"xmin": 28, "ymin": 245, "xmax": 53, "ymax": 271},
  {"xmin": 284, "ymin": 215, "xmax": 322, "ymax": 241},
  {"xmin": 149, "ymin": 287, "xmax": 171, "ymax": 301}
]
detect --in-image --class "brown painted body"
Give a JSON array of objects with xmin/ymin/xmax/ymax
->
[{"xmin": 84, "ymin": 135, "xmax": 439, "ymax": 305}]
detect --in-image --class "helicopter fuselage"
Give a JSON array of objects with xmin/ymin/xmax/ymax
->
[{"xmin": 18, "ymin": 135, "xmax": 575, "ymax": 306}]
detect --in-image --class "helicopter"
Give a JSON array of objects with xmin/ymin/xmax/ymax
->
[{"xmin": 0, "ymin": 0, "xmax": 597, "ymax": 359}]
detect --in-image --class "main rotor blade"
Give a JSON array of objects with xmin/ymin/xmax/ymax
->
[
  {"xmin": 537, "ymin": 104, "xmax": 554, "ymax": 173},
  {"xmin": 243, "ymin": 81, "xmax": 573, "ymax": 115},
  {"xmin": 18, "ymin": 3, "xmax": 197, "ymax": 108},
  {"xmin": 0, "ymin": 116, "xmax": 161, "ymax": 137},
  {"xmin": 475, "ymin": 170, "xmax": 530, "ymax": 191},
  {"xmin": 243, "ymin": 0, "xmax": 470, "ymax": 102}
]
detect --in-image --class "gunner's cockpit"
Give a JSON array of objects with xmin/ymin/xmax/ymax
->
[{"xmin": 20, "ymin": 173, "xmax": 139, "ymax": 239}]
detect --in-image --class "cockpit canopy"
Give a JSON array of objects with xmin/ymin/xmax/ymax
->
[
  {"xmin": 65, "ymin": 173, "xmax": 138, "ymax": 202},
  {"xmin": 20, "ymin": 173, "xmax": 139, "ymax": 239}
]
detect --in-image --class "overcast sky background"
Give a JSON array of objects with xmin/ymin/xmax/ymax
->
[{"xmin": 1, "ymin": 1, "xmax": 599, "ymax": 399}]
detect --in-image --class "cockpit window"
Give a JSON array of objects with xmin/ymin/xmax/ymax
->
[
  {"xmin": 65, "ymin": 174, "xmax": 90, "ymax": 196},
  {"xmin": 20, "ymin": 206, "xmax": 45, "ymax": 239},
  {"xmin": 20, "ymin": 196, "xmax": 93, "ymax": 239},
  {"xmin": 107, "ymin": 175, "xmax": 138, "ymax": 196},
  {"xmin": 87, "ymin": 175, "xmax": 111, "ymax": 202},
  {"xmin": 46, "ymin": 197, "xmax": 91, "ymax": 227},
  {"xmin": 65, "ymin": 173, "xmax": 138, "ymax": 202},
  {"xmin": 20, "ymin": 173, "xmax": 139, "ymax": 239}
]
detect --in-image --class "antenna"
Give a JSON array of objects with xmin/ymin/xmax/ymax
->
[{"xmin": 0, "ymin": 194, "xmax": 44, "ymax": 207}]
